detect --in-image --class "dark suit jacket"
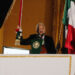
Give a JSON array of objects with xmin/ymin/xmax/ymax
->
[{"xmin": 20, "ymin": 34, "xmax": 56, "ymax": 54}]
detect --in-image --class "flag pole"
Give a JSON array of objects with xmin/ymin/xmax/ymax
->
[
  {"xmin": 19, "ymin": 0, "xmax": 23, "ymax": 28},
  {"xmin": 56, "ymin": 0, "xmax": 65, "ymax": 53},
  {"xmin": 15, "ymin": 0, "xmax": 23, "ymax": 45}
]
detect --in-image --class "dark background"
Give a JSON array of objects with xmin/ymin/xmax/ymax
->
[{"xmin": 0, "ymin": 0, "xmax": 13, "ymax": 28}]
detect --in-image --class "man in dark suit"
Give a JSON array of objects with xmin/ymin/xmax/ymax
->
[{"xmin": 20, "ymin": 23, "xmax": 56, "ymax": 54}]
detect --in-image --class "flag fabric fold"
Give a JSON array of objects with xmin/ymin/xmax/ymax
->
[{"xmin": 63, "ymin": 0, "xmax": 75, "ymax": 54}]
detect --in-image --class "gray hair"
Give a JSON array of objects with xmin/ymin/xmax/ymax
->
[{"xmin": 36, "ymin": 22, "xmax": 45, "ymax": 33}]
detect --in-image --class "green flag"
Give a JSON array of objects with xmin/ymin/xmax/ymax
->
[
  {"xmin": 62, "ymin": 0, "xmax": 70, "ymax": 25},
  {"xmin": 63, "ymin": 0, "xmax": 75, "ymax": 54},
  {"xmin": 63, "ymin": 0, "xmax": 75, "ymax": 25}
]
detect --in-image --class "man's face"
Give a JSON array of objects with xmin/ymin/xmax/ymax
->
[{"xmin": 38, "ymin": 24, "xmax": 45, "ymax": 35}]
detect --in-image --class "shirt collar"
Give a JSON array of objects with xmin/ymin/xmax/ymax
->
[{"xmin": 39, "ymin": 34, "xmax": 45, "ymax": 39}]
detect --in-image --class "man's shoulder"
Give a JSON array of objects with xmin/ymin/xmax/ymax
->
[
  {"xmin": 45, "ymin": 35, "xmax": 53, "ymax": 40},
  {"xmin": 45, "ymin": 35, "xmax": 54, "ymax": 44}
]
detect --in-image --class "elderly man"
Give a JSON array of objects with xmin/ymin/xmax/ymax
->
[{"xmin": 20, "ymin": 23, "xmax": 56, "ymax": 54}]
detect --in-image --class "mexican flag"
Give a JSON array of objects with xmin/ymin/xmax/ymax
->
[{"xmin": 63, "ymin": 0, "xmax": 75, "ymax": 54}]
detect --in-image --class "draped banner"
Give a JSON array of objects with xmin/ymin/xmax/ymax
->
[{"xmin": 0, "ymin": 55, "xmax": 73, "ymax": 75}]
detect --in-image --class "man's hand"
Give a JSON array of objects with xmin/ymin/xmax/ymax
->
[{"xmin": 15, "ymin": 26, "xmax": 22, "ymax": 46}]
